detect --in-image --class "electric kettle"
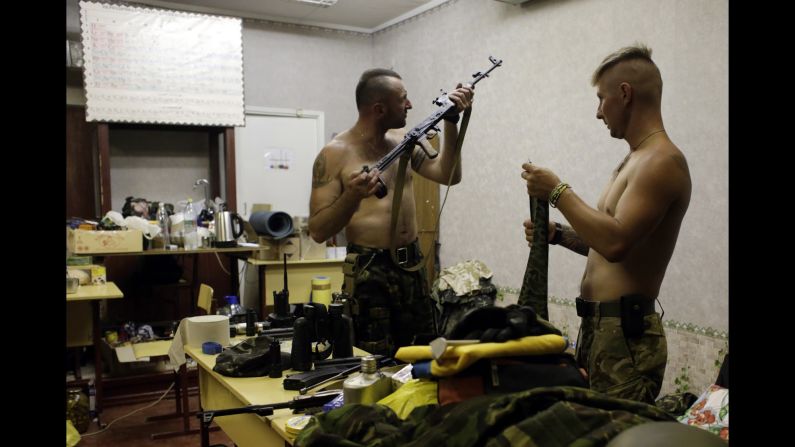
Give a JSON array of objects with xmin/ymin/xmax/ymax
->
[{"xmin": 215, "ymin": 211, "xmax": 244, "ymax": 247}]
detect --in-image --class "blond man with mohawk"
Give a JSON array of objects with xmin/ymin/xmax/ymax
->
[{"xmin": 521, "ymin": 44, "xmax": 691, "ymax": 403}]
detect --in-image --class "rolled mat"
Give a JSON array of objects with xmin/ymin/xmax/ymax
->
[
  {"xmin": 395, "ymin": 334, "xmax": 566, "ymax": 377},
  {"xmin": 250, "ymin": 211, "xmax": 294, "ymax": 239}
]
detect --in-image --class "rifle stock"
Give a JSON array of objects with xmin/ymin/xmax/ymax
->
[{"xmin": 367, "ymin": 56, "xmax": 503, "ymax": 199}]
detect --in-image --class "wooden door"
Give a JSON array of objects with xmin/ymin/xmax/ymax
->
[
  {"xmin": 413, "ymin": 136, "xmax": 441, "ymax": 289},
  {"xmin": 66, "ymin": 106, "xmax": 99, "ymax": 219},
  {"xmin": 69, "ymin": 122, "xmax": 242, "ymax": 322},
  {"xmin": 234, "ymin": 108, "xmax": 323, "ymax": 218}
]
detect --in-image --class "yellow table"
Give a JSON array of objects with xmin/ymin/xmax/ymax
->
[
  {"xmin": 117, "ymin": 337, "xmax": 250, "ymax": 440},
  {"xmin": 66, "ymin": 282, "xmax": 124, "ymax": 301},
  {"xmin": 247, "ymin": 258, "xmax": 344, "ymax": 319},
  {"xmin": 66, "ymin": 282, "xmax": 124, "ymax": 417},
  {"xmin": 186, "ymin": 342, "xmax": 366, "ymax": 446}
]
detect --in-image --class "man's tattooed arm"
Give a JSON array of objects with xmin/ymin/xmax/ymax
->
[
  {"xmin": 312, "ymin": 153, "xmax": 332, "ymax": 188},
  {"xmin": 557, "ymin": 223, "xmax": 590, "ymax": 256}
]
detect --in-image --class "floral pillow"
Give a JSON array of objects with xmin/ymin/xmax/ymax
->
[{"xmin": 678, "ymin": 384, "xmax": 729, "ymax": 441}]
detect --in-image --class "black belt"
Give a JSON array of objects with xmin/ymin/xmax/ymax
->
[
  {"xmin": 575, "ymin": 297, "xmax": 655, "ymax": 318},
  {"xmin": 347, "ymin": 241, "xmax": 421, "ymax": 267}
]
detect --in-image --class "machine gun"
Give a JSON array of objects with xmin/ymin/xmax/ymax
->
[
  {"xmin": 365, "ymin": 55, "xmax": 503, "ymax": 199},
  {"xmin": 195, "ymin": 390, "xmax": 341, "ymax": 446}
]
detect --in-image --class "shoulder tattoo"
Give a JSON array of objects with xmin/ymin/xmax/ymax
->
[{"xmin": 312, "ymin": 154, "xmax": 332, "ymax": 188}]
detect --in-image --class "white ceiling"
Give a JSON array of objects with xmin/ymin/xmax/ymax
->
[{"xmin": 123, "ymin": 0, "xmax": 449, "ymax": 33}]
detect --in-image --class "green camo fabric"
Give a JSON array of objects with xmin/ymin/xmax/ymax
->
[
  {"xmin": 576, "ymin": 314, "xmax": 668, "ymax": 403},
  {"xmin": 295, "ymin": 386, "xmax": 675, "ymax": 447},
  {"xmin": 518, "ymin": 197, "xmax": 549, "ymax": 320},
  {"xmin": 345, "ymin": 244, "xmax": 434, "ymax": 357}
]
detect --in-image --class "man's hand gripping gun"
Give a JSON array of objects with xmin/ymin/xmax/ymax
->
[{"xmin": 364, "ymin": 56, "xmax": 503, "ymax": 199}]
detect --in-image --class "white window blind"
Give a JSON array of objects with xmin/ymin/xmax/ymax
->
[{"xmin": 79, "ymin": 1, "xmax": 245, "ymax": 126}]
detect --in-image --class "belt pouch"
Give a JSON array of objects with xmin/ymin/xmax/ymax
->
[{"xmin": 620, "ymin": 294, "xmax": 648, "ymax": 338}]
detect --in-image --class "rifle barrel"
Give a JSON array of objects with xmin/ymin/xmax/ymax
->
[{"xmin": 369, "ymin": 56, "xmax": 502, "ymax": 198}]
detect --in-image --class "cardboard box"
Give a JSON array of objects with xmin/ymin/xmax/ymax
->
[
  {"xmin": 66, "ymin": 256, "xmax": 93, "ymax": 266},
  {"xmin": 67, "ymin": 264, "xmax": 105, "ymax": 285},
  {"xmin": 300, "ymin": 232, "xmax": 327, "ymax": 260},
  {"xmin": 91, "ymin": 265, "xmax": 107, "ymax": 284},
  {"xmin": 99, "ymin": 339, "xmax": 170, "ymax": 377},
  {"xmin": 279, "ymin": 237, "xmax": 300, "ymax": 260},
  {"xmin": 68, "ymin": 228, "xmax": 143, "ymax": 254},
  {"xmin": 254, "ymin": 236, "xmax": 280, "ymax": 261}
]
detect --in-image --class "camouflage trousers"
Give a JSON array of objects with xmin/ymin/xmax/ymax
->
[
  {"xmin": 575, "ymin": 313, "xmax": 667, "ymax": 404},
  {"xmin": 344, "ymin": 241, "xmax": 435, "ymax": 357}
]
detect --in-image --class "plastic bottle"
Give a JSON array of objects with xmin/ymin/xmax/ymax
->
[
  {"xmin": 218, "ymin": 295, "xmax": 244, "ymax": 323},
  {"xmin": 156, "ymin": 202, "xmax": 170, "ymax": 247},
  {"xmin": 183, "ymin": 198, "xmax": 198, "ymax": 250},
  {"xmin": 216, "ymin": 301, "xmax": 230, "ymax": 318},
  {"xmin": 343, "ymin": 355, "xmax": 391, "ymax": 405},
  {"xmin": 88, "ymin": 381, "xmax": 97, "ymax": 419},
  {"xmin": 198, "ymin": 205, "xmax": 215, "ymax": 229},
  {"xmin": 227, "ymin": 295, "xmax": 244, "ymax": 318}
]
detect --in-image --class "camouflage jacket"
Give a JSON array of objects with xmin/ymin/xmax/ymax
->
[
  {"xmin": 295, "ymin": 386, "xmax": 675, "ymax": 447},
  {"xmin": 431, "ymin": 260, "xmax": 498, "ymax": 338}
]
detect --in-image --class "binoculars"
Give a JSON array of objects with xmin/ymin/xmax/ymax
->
[{"xmin": 290, "ymin": 299, "xmax": 355, "ymax": 372}]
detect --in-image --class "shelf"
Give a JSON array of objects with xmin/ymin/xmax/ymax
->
[
  {"xmin": 67, "ymin": 66, "xmax": 84, "ymax": 87},
  {"xmin": 246, "ymin": 257, "xmax": 344, "ymax": 266}
]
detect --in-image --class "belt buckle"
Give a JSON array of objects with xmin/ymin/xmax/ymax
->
[{"xmin": 396, "ymin": 247, "xmax": 408, "ymax": 266}]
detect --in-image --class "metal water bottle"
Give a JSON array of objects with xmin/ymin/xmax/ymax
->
[
  {"xmin": 156, "ymin": 202, "xmax": 170, "ymax": 247},
  {"xmin": 342, "ymin": 355, "xmax": 391, "ymax": 405},
  {"xmin": 183, "ymin": 198, "xmax": 198, "ymax": 250}
]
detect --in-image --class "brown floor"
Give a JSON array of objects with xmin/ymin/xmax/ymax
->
[{"xmin": 74, "ymin": 392, "xmax": 234, "ymax": 447}]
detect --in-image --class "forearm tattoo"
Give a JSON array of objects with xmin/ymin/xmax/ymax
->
[
  {"xmin": 312, "ymin": 154, "xmax": 332, "ymax": 188},
  {"xmin": 559, "ymin": 224, "xmax": 590, "ymax": 256}
]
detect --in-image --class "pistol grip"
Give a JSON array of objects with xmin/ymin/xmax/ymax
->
[{"xmin": 374, "ymin": 177, "xmax": 388, "ymax": 199}]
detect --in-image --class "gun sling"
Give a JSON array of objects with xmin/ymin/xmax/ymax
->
[{"xmin": 389, "ymin": 108, "xmax": 473, "ymax": 271}]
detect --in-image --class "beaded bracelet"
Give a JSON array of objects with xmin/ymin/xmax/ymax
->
[{"xmin": 549, "ymin": 182, "xmax": 570, "ymax": 208}]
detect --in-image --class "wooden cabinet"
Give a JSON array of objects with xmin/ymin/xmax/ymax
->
[
  {"xmin": 94, "ymin": 123, "xmax": 237, "ymax": 215},
  {"xmin": 65, "ymin": 107, "xmax": 238, "ymax": 217},
  {"xmin": 65, "ymin": 112, "xmax": 243, "ymax": 322}
]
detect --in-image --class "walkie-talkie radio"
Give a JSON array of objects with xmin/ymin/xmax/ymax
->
[{"xmin": 267, "ymin": 254, "xmax": 294, "ymax": 328}]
